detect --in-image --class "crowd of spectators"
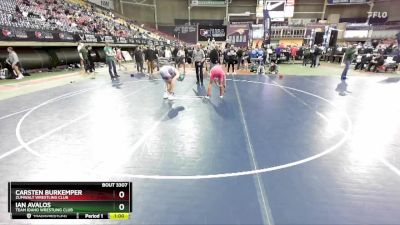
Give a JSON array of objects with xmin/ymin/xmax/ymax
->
[
  {"xmin": 179, "ymin": 38, "xmax": 399, "ymax": 75},
  {"xmin": 238, "ymin": 39, "xmax": 400, "ymax": 73},
  {"xmin": 0, "ymin": 0, "xmax": 170, "ymax": 40}
]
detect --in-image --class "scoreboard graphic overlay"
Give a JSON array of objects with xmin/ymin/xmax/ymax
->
[{"xmin": 8, "ymin": 182, "xmax": 132, "ymax": 220}]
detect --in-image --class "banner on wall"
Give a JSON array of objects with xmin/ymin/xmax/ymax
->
[
  {"xmin": 285, "ymin": 0, "xmax": 295, "ymax": 18},
  {"xmin": 327, "ymin": 0, "xmax": 369, "ymax": 4},
  {"xmin": 158, "ymin": 25, "xmax": 198, "ymax": 44},
  {"xmin": 175, "ymin": 19, "xmax": 224, "ymax": 26},
  {"xmin": 88, "ymin": 0, "xmax": 114, "ymax": 10},
  {"xmin": 265, "ymin": 0, "xmax": 285, "ymax": 20},
  {"xmin": 263, "ymin": 9, "xmax": 271, "ymax": 45},
  {"xmin": 198, "ymin": 25, "xmax": 227, "ymax": 42},
  {"xmin": 0, "ymin": 28, "xmax": 170, "ymax": 46},
  {"xmin": 227, "ymin": 24, "xmax": 249, "ymax": 47},
  {"xmin": 0, "ymin": 28, "xmax": 74, "ymax": 42}
]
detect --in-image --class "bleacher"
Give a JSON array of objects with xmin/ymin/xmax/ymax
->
[{"xmin": 0, "ymin": 0, "xmax": 180, "ymax": 44}]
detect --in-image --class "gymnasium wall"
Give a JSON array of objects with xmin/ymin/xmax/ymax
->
[
  {"xmin": 373, "ymin": 0, "xmax": 400, "ymax": 21},
  {"xmin": 118, "ymin": 0, "xmax": 399, "ymax": 26},
  {"xmin": 293, "ymin": 0, "xmax": 324, "ymax": 19},
  {"xmin": 119, "ymin": 0, "xmax": 257, "ymax": 26}
]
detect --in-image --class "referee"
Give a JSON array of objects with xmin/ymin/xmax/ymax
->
[{"xmin": 193, "ymin": 43, "xmax": 205, "ymax": 86}]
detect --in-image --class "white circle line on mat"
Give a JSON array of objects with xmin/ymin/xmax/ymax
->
[
  {"xmin": 13, "ymin": 79, "xmax": 159, "ymax": 158},
  {"xmin": 15, "ymin": 78, "xmax": 352, "ymax": 180}
]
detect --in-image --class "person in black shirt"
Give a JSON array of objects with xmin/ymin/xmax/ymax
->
[
  {"xmin": 133, "ymin": 46, "xmax": 144, "ymax": 74},
  {"xmin": 145, "ymin": 46, "xmax": 157, "ymax": 78},
  {"xmin": 330, "ymin": 45, "xmax": 337, "ymax": 63},
  {"xmin": 209, "ymin": 45, "xmax": 219, "ymax": 69},
  {"xmin": 226, "ymin": 46, "xmax": 236, "ymax": 74},
  {"xmin": 172, "ymin": 47, "xmax": 178, "ymax": 68},
  {"xmin": 184, "ymin": 46, "xmax": 190, "ymax": 64},
  {"xmin": 236, "ymin": 47, "xmax": 244, "ymax": 70},
  {"xmin": 367, "ymin": 55, "xmax": 377, "ymax": 72},
  {"xmin": 374, "ymin": 55, "xmax": 385, "ymax": 72},
  {"xmin": 367, "ymin": 54, "xmax": 384, "ymax": 72},
  {"xmin": 87, "ymin": 46, "xmax": 96, "ymax": 75},
  {"xmin": 223, "ymin": 49, "xmax": 228, "ymax": 67},
  {"xmin": 310, "ymin": 45, "xmax": 321, "ymax": 68}
]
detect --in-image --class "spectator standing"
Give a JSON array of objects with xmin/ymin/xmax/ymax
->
[
  {"xmin": 193, "ymin": 44, "xmax": 206, "ymax": 85},
  {"xmin": 209, "ymin": 45, "xmax": 220, "ymax": 69},
  {"xmin": 310, "ymin": 45, "xmax": 317, "ymax": 67},
  {"xmin": 104, "ymin": 43, "xmax": 119, "ymax": 80},
  {"xmin": 158, "ymin": 47, "xmax": 165, "ymax": 58},
  {"xmin": 115, "ymin": 47, "xmax": 127, "ymax": 71},
  {"xmin": 177, "ymin": 47, "xmax": 186, "ymax": 73},
  {"xmin": 145, "ymin": 46, "xmax": 157, "ymax": 78},
  {"xmin": 256, "ymin": 48, "xmax": 266, "ymax": 74},
  {"xmin": 165, "ymin": 47, "xmax": 172, "ymax": 60},
  {"xmin": 87, "ymin": 46, "xmax": 96, "ymax": 75},
  {"xmin": 134, "ymin": 46, "xmax": 144, "ymax": 74},
  {"xmin": 77, "ymin": 42, "xmax": 85, "ymax": 71},
  {"xmin": 236, "ymin": 47, "xmax": 244, "ymax": 70},
  {"xmin": 266, "ymin": 46, "xmax": 273, "ymax": 64},
  {"xmin": 311, "ymin": 45, "xmax": 322, "ymax": 68},
  {"xmin": 172, "ymin": 46, "xmax": 178, "ymax": 67},
  {"xmin": 341, "ymin": 44, "xmax": 357, "ymax": 80},
  {"xmin": 227, "ymin": 46, "xmax": 236, "ymax": 74},
  {"xmin": 6, "ymin": 47, "xmax": 23, "ymax": 80},
  {"xmin": 79, "ymin": 45, "xmax": 89, "ymax": 73},
  {"xmin": 275, "ymin": 45, "xmax": 282, "ymax": 62},
  {"xmin": 315, "ymin": 45, "xmax": 322, "ymax": 67},
  {"xmin": 303, "ymin": 46, "xmax": 311, "ymax": 66},
  {"xmin": 184, "ymin": 46, "xmax": 190, "ymax": 65},
  {"xmin": 290, "ymin": 45, "xmax": 298, "ymax": 64}
]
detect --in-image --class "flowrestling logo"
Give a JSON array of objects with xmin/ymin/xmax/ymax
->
[
  {"xmin": 368, "ymin": 11, "xmax": 388, "ymax": 19},
  {"xmin": 199, "ymin": 29, "xmax": 210, "ymax": 38},
  {"xmin": 199, "ymin": 29, "xmax": 225, "ymax": 38},
  {"xmin": 198, "ymin": 25, "xmax": 227, "ymax": 41}
]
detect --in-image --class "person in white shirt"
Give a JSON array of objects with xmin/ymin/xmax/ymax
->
[
  {"xmin": 165, "ymin": 47, "xmax": 172, "ymax": 60},
  {"xmin": 6, "ymin": 47, "xmax": 24, "ymax": 80},
  {"xmin": 77, "ymin": 42, "xmax": 85, "ymax": 70}
]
